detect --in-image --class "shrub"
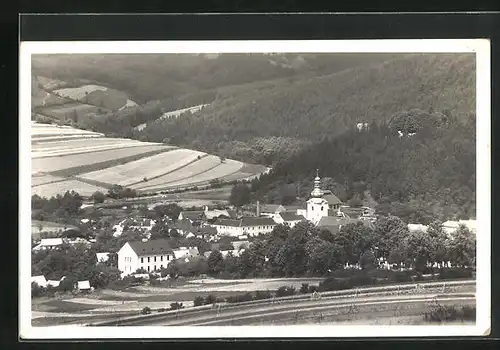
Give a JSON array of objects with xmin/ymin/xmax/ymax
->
[
  {"xmin": 193, "ymin": 296, "xmax": 204, "ymax": 307},
  {"xmin": 204, "ymin": 294, "xmax": 217, "ymax": 305},
  {"xmin": 300, "ymin": 283, "xmax": 310, "ymax": 294},
  {"xmin": 157, "ymin": 308, "xmax": 166, "ymax": 312},
  {"xmin": 31, "ymin": 282, "xmax": 44, "ymax": 298},
  {"xmin": 170, "ymin": 302, "xmax": 184, "ymax": 310},
  {"xmin": 308, "ymin": 285, "xmax": 319, "ymax": 293},
  {"xmin": 225, "ymin": 292, "xmax": 253, "ymax": 303},
  {"xmin": 275, "ymin": 286, "xmax": 296, "ymax": 297},
  {"xmin": 424, "ymin": 305, "xmax": 476, "ymax": 323},
  {"xmin": 141, "ymin": 307, "xmax": 151, "ymax": 315},
  {"xmin": 254, "ymin": 290, "xmax": 273, "ymax": 300},
  {"xmin": 438, "ymin": 268, "xmax": 474, "ymax": 280}
]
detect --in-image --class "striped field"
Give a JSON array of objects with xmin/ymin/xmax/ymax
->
[{"xmin": 30, "ymin": 122, "xmax": 268, "ymax": 198}]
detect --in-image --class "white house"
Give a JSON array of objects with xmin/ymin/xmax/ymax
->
[
  {"xmin": 32, "ymin": 238, "xmax": 64, "ymax": 251},
  {"xmin": 408, "ymin": 224, "xmax": 429, "ymax": 232},
  {"xmin": 118, "ymin": 239, "xmax": 175, "ymax": 276},
  {"xmin": 212, "ymin": 217, "xmax": 276, "ymax": 237},
  {"xmin": 77, "ymin": 280, "xmax": 91, "ymax": 291},
  {"xmin": 273, "ymin": 211, "xmax": 306, "ymax": 228},
  {"xmin": 443, "ymin": 220, "xmax": 477, "ymax": 235},
  {"xmin": 31, "ymin": 275, "xmax": 47, "ymax": 288},
  {"xmin": 173, "ymin": 247, "xmax": 200, "ymax": 260},
  {"xmin": 96, "ymin": 252, "xmax": 110, "ymax": 264}
]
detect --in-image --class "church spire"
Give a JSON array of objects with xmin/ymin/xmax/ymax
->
[{"xmin": 311, "ymin": 169, "xmax": 324, "ymax": 198}]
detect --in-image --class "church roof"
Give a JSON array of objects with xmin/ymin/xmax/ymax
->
[
  {"xmin": 323, "ymin": 194, "xmax": 342, "ymax": 205},
  {"xmin": 279, "ymin": 212, "xmax": 306, "ymax": 222}
]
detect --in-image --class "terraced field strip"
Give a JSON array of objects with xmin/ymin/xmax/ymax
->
[
  {"xmin": 155, "ymin": 159, "xmax": 244, "ymax": 188},
  {"xmin": 33, "ymin": 141, "xmax": 161, "ymax": 158},
  {"xmin": 32, "ymin": 179, "xmax": 108, "ymax": 197},
  {"xmin": 32, "ymin": 126, "xmax": 103, "ymax": 136},
  {"xmin": 54, "ymin": 85, "xmax": 108, "ymax": 100},
  {"xmin": 31, "ymin": 174, "xmax": 67, "ymax": 187},
  {"xmin": 32, "ymin": 137, "xmax": 150, "ymax": 151},
  {"xmin": 79, "ymin": 149, "xmax": 206, "ymax": 187},
  {"xmin": 32, "ymin": 135, "xmax": 105, "ymax": 143},
  {"xmin": 133, "ymin": 155, "xmax": 223, "ymax": 191},
  {"xmin": 32, "ymin": 145, "xmax": 173, "ymax": 176}
]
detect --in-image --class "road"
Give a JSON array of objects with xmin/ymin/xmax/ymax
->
[{"xmin": 91, "ymin": 282, "xmax": 475, "ymax": 326}]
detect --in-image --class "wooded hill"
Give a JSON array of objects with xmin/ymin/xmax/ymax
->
[{"xmin": 250, "ymin": 109, "xmax": 476, "ymax": 223}]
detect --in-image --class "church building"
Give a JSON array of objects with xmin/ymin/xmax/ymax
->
[{"xmin": 304, "ymin": 170, "xmax": 343, "ymax": 225}]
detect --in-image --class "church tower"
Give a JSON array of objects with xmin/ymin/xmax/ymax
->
[{"xmin": 306, "ymin": 170, "xmax": 329, "ymax": 224}]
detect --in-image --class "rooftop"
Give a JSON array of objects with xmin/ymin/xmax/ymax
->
[
  {"xmin": 240, "ymin": 216, "xmax": 276, "ymax": 227},
  {"xmin": 279, "ymin": 212, "xmax": 306, "ymax": 222},
  {"xmin": 128, "ymin": 239, "xmax": 174, "ymax": 256}
]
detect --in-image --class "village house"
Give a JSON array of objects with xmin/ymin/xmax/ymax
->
[
  {"xmin": 211, "ymin": 217, "xmax": 276, "ymax": 237},
  {"xmin": 173, "ymin": 246, "xmax": 200, "ymax": 260},
  {"xmin": 118, "ymin": 239, "xmax": 175, "ymax": 276},
  {"xmin": 178, "ymin": 210, "xmax": 206, "ymax": 223},
  {"xmin": 32, "ymin": 238, "xmax": 64, "ymax": 251},
  {"xmin": 96, "ymin": 252, "xmax": 110, "ymax": 264},
  {"xmin": 443, "ymin": 220, "xmax": 477, "ymax": 235},
  {"xmin": 316, "ymin": 216, "xmax": 374, "ymax": 235},
  {"xmin": 273, "ymin": 211, "xmax": 306, "ymax": 228}
]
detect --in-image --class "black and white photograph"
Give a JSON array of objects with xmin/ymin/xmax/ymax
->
[{"xmin": 19, "ymin": 39, "xmax": 490, "ymax": 339}]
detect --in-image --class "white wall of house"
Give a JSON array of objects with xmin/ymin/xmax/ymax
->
[
  {"xmin": 306, "ymin": 197, "xmax": 329, "ymax": 224},
  {"xmin": 213, "ymin": 224, "xmax": 242, "ymax": 237},
  {"xmin": 241, "ymin": 225, "xmax": 275, "ymax": 236},
  {"xmin": 137, "ymin": 253, "xmax": 173, "ymax": 272},
  {"xmin": 117, "ymin": 243, "xmax": 139, "ymax": 275}
]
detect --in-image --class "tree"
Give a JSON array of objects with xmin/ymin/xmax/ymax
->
[
  {"xmin": 373, "ymin": 216, "xmax": 409, "ymax": 262},
  {"xmin": 401, "ymin": 230, "xmax": 434, "ymax": 272},
  {"xmin": 92, "ymin": 191, "xmax": 106, "ymax": 204},
  {"xmin": 207, "ymin": 250, "xmax": 224, "ymax": 276},
  {"xmin": 448, "ymin": 225, "xmax": 476, "ymax": 268},
  {"xmin": 229, "ymin": 183, "xmax": 251, "ymax": 212},
  {"xmin": 347, "ymin": 195, "xmax": 363, "ymax": 208}
]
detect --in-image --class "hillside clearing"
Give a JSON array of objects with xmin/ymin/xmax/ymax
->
[{"xmin": 31, "ymin": 179, "xmax": 108, "ymax": 197}]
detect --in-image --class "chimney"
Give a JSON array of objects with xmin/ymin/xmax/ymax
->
[{"xmin": 256, "ymin": 201, "xmax": 260, "ymax": 217}]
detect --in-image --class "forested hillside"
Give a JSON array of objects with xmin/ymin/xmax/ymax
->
[
  {"xmin": 251, "ymin": 109, "xmax": 476, "ymax": 223},
  {"xmin": 31, "ymin": 53, "xmax": 399, "ymax": 136},
  {"xmin": 133, "ymin": 54, "xmax": 475, "ymax": 164}
]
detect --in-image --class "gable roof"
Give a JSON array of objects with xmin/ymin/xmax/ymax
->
[
  {"xmin": 195, "ymin": 226, "xmax": 218, "ymax": 235},
  {"xmin": 260, "ymin": 204, "xmax": 285, "ymax": 213},
  {"xmin": 323, "ymin": 194, "xmax": 342, "ymax": 205},
  {"xmin": 78, "ymin": 280, "xmax": 91, "ymax": 290},
  {"xmin": 204, "ymin": 209, "xmax": 230, "ymax": 220},
  {"xmin": 40, "ymin": 238, "xmax": 64, "ymax": 246},
  {"xmin": 279, "ymin": 212, "xmax": 306, "ymax": 222},
  {"xmin": 214, "ymin": 219, "xmax": 242, "ymax": 227},
  {"xmin": 180, "ymin": 211, "xmax": 205, "ymax": 220},
  {"xmin": 240, "ymin": 217, "xmax": 276, "ymax": 227},
  {"xmin": 226, "ymin": 210, "xmax": 238, "ymax": 219},
  {"xmin": 128, "ymin": 239, "xmax": 174, "ymax": 256}
]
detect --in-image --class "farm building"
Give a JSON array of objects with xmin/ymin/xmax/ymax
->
[
  {"xmin": 173, "ymin": 247, "xmax": 200, "ymax": 260},
  {"xmin": 96, "ymin": 252, "xmax": 110, "ymax": 264},
  {"xmin": 118, "ymin": 239, "xmax": 175, "ymax": 276},
  {"xmin": 211, "ymin": 217, "xmax": 276, "ymax": 237},
  {"xmin": 32, "ymin": 238, "xmax": 64, "ymax": 251},
  {"xmin": 178, "ymin": 211, "xmax": 206, "ymax": 222},
  {"xmin": 273, "ymin": 211, "xmax": 306, "ymax": 228},
  {"xmin": 77, "ymin": 280, "xmax": 91, "ymax": 291},
  {"xmin": 443, "ymin": 220, "xmax": 477, "ymax": 235},
  {"xmin": 31, "ymin": 275, "xmax": 48, "ymax": 288},
  {"xmin": 203, "ymin": 206, "xmax": 232, "ymax": 220},
  {"xmin": 317, "ymin": 216, "xmax": 374, "ymax": 235}
]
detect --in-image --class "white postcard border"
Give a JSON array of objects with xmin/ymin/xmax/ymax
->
[{"xmin": 19, "ymin": 39, "xmax": 491, "ymax": 339}]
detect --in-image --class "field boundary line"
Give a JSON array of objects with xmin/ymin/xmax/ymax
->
[
  {"xmin": 136, "ymin": 158, "xmax": 226, "ymax": 192},
  {"xmin": 126, "ymin": 154, "xmax": 210, "ymax": 188}
]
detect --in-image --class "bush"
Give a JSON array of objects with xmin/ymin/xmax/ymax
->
[
  {"xmin": 157, "ymin": 308, "xmax": 166, "ymax": 312},
  {"xmin": 254, "ymin": 290, "xmax": 273, "ymax": 300},
  {"xmin": 225, "ymin": 292, "xmax": 254, "ymax": 303},
  {"xmin": 300, "ymin": 283, "xmax": 310, "ymax": 294},
  {"xmin": 204, "ymin": 294, "xmax": 217, "ymax": 305},
  {"xmin": 308, "ymin": 285, "xmax": 319, "ymax": 293},
  {"xmin": 275, "ymin": 286, "xmax": 296, "ymax": 297},
  {"xmin": 31, "ymin": 282, "xmax": 44, "ymax": 298},
  {"xmin": 438, "ymin": 268, "xmax": 474, "ymax": 280},
  {"xmin": 424, "ymin": 305, "xmax": 476, "ymax": 323},
  {"xmin": 141, "ymin": 306, "xmax": 151, "ymax": 315},
  {"xmin": 193, "ymin": 296, "xmax": 204, "ymax": 307},
  {"xmin": 170, "ymin": 302, "xmax": 184, "ymax": 310}
]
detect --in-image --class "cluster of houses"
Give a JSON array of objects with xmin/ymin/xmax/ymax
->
[
  {"xmin": 32, "ymin": 237, "xmax": 94, "ymax": 251},
  {"xmin": 31, "ymin": 171, "xmax": 477, "ymax": 283}
]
